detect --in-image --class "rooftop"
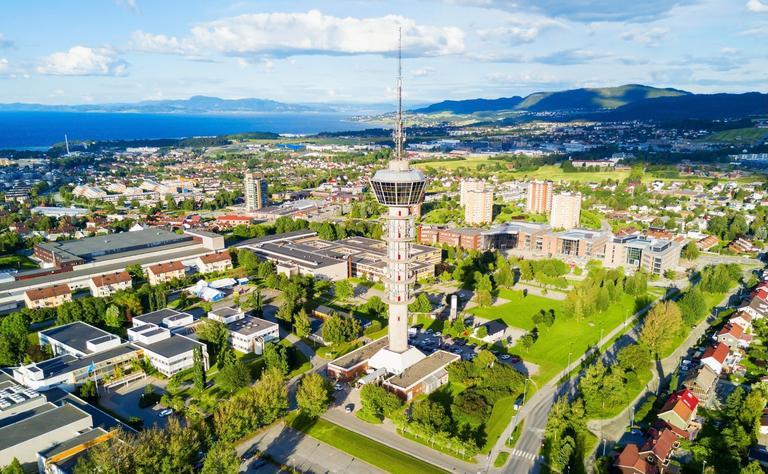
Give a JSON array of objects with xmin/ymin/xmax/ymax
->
[
  {"xmin": 26, "ymin": 344, "xmax": 140, "ymax": 379},
  {"xmin": 227, "ymin": 316, "xmax": 278, "ymax": 336},
  {"xmin": 134, "ymin": 308, "xmax": 189, "ymax": 327},
  {"xmin": 385, "ymin": 350, "xmax": 459, "ymax": 390},
  {"xmin": 25, "ymin": 283, "xmax": 71, "ymax": 301},
  {"xmin": 0, "ymin": 403, "xmax": 90, "ymax": 452},
  {"xmin": 40, "ymin": 322, "xmax": 118, "ymax": 355},
  {"xmin": 138, "ymin": 335, "xmax": 203, "ymax": 359},
  {"xmin": 329, "ymin": 336, "xmax": 389, "ymax": 370},
  {"xmin": 37, "ymin": 228, "xmax": 190, "ymax": 262}
]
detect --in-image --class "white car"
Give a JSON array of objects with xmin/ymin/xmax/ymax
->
[
  {"xmin": 500, "ymin": 354, "xmax": 511, "ymax": 360},
  {"xmin": 158, "ymin": 408, "xmax": 174, "ymax": 418},
  {"xmin": 334, "ymin": 383, "xmax": 344, "ymax": 391}
]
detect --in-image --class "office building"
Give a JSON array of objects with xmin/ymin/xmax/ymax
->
[
  {"xmin": 418, "ymin": 226, "xmax": 486, "ymax": 250},
  {"xmin": 207, "ymin": 306, "xmax": 280, "ymax": 355},
  {"xmin": 464, "ymin": 187, "xmax": 494, "ymax": 225},
  {"xmin": 549, "ymin": 192, "xmax": 581, "ymax": 230},
  {"xmin": 604, "ymin": 235, "xmax": 682, "ymax": 276},
  {"xmin": 526, "ymin": 180, "xmax": 553, "ymax": 214},
  {"xmin": 244, "ymin": 171, "xmax": 268, "ymax": 211}
]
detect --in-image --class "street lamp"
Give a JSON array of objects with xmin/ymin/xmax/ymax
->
[{"xmin": 702, "ymin": 459, "xmax": 707, "ymax": 473}]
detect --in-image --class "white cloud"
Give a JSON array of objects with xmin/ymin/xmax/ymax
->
[
  {"xmin": 478, "ymin": 18, "xmax": 564, "ymax": 45},
  {"xmin": 620, "ymin": 27, "xmax": 670, "ymax": 46},
  {"xmin": 412, "ymin": 67, "xmax": 436, "ymax": 77},
  {"xmin": 446, "ymin": 0, "xmax": 697, "ymax": 23},
  {"xmin": 130, "ymin": 10, "xmax": 464, "ymax": 58},
  {"xmin": 0, "ymin": 58, "xmax": 8, "ymax": 72},
  {"xmin": 37, "ymin": 46, "xmax": 128, "ymax": 76},
  {"xmin": 747, "ymin": 0, "xmax": 768, "ymax": 12}
]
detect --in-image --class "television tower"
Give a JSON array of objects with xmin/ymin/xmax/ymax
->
[{"xmin": 368, "ymin": 28, "xmax": 427, "ymax": 373}]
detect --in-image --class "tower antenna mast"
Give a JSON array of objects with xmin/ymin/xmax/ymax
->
[{"xmin": 394, "ymin": 26, "xmax": 405, "ymax": 161}]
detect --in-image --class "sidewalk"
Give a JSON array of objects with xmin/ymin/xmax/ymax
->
[{"xmin": 236, "ymin": 421, "xmax": 384, "ymax": 474}]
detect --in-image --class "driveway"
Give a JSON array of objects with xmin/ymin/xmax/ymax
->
[{"xmin": 99, "ymin": 377, "xmax": 171, "ymax": 429}]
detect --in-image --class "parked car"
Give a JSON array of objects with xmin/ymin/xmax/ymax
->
[
  {"xmin": 334, "ymin": 383, "xmax": 344, "ymax": 391},
  {"xmin": 158, "ymin": 408, "xmax": 174, "ymax": 418},
  {"xmin": 345, "ymin": 404, "xmax": 354, "ymax": 413},
  {"xmin": 500, "ymin": 354, "xmax": 511, "ymax": 360}
]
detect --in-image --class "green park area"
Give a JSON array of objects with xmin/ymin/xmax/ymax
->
[
  {"xmin": 289, "ymin": 414, "xmax": 447, "ymax": 474},
  {"xmin": 469, "ymin": 289, "xmax": 639, "ymax": 383},
  {"xmin": 705, "ymin": 127, "xmax": 768, "ymax": 144}
]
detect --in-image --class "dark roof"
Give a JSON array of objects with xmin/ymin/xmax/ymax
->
[
  {"xmin": 30, "ymin": 344, "xmax": 140, "ymax": 379},
  {"xmin": 40, "ymin": 322, "xmax": 117, "ymax": 355},
  {"xmin": 138, "ymin": 335, "xmax": 203, "ymax": 359},
  {"xmin": 236, "ymin": 230, "xmax": 317, "ymax": 248},
  {"xmin": 133, "ymin": 308, "xmax": 188, "ymax": 327},
  {"xmin": 0, "ymin": 403, "xmax": 90, "ymax": 451},
  {"xmin": 484, "ymin": 319, "xmax": 508, "ymax": 335}
]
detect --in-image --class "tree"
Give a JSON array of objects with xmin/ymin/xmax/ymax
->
[
  {"xmin": 360, "ymin": 384, "xmax": 402, "ymax": 420},
  {"xmin": 0, "ymin": 459, "xmax": 24, "ymax": 474},
  {"xmin": 192, "ymin": 347, "xmax": 206, "ymax": 391},
  {"xmin": 639, "ymin": 301, "xmax": 683, "ymax": 354},
  {"xmin": 476, "ymin": 325, "xmax": 488, "ymax": 338},
  {"xmin": 740, "ymin": 461, "xmax": 765, "ymax": 474},
  {"xmin": 617, "ymin": 344, "xmax": 651, "ymax": 373},
  {"xmin": 78, "ymin": 380, "xmax": 98, "ymax": 401},
  {"xmin": 334, "ymin": 280, "xmax": 353, "ymax": 301},
  {"xmin": 263, "ymin": 342, "xmax": 290, "ymax": 375},
  {"xmin": 322, "ymin": 314, "xmax": 360, "ymax": 345},
  {"xmin": 104, "ymin": 305, "xmax": 125, "ymax": 330},
  {"xmin": 237, "ymin": 249, "xmax": 260, "ymax": 274},
  {"xmin": 475, "ymin": 349, "xmax": 496, "ymax": 368},
  {"xmin": 218, "ymin": 360, "xmax": 250, "ymax": 393},
  {"xmin": 293, "ymin": 307, "xmax": 311, "ymax": 338},
  {"xmin": 296, "ymin": 372, "xmax": 331, "ymax": 418},
  {"xmin": 681, "ymin": 241, "xmax": 700, "ymax": 261},
  {"xmin": 474, "ymin": 272, "xmax": 494, "ymax": 308},
  {"xmin": 195, "ymin": 319, "xmax": 230, "ymax": 366},
  {"xmin": 411, "ymin": 399, "xmax": 450, "ymax": 433},
  {"xmin": 0, "ymin": 312, "xmax": 29, "ymax": 366},
  {"xmin": 201, "ymin": 442, "xmax": 240, "ymax": 474},
  {"xmin": 409, "ymin": 293, "xmax": 432, "ymax": 313}
]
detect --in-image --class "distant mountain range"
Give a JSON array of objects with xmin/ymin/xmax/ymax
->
[
  {"xmin": 411, "ymin": 84, "xmax": 768, "ymax": 123},
  {"xmin": 0, "ymin": 96, "xmax": 397, "ymax": 115}
]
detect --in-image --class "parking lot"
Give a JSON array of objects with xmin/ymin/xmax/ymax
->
[{"xmin": 99, "ymin": 377, "xmax": 171, "ymax": 429}]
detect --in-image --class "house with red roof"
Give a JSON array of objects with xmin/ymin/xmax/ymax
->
[
  {"xmin": 614, "ymin": 428, "xmax": 680, "ymax": 474},
  {"xmin": 700, "ymin": 342, "xmax": 730, "ymax": 375},
  {"xmin": 657, "ymin": 389, "xmax": 699, "ymax": 433},
  {"xmin": 716, "ymin": 323, "xmax": 751, "ymax": 349},
  {"xmin": 728, "ymin": 311, "xmax": 752, "ymax": 331}
]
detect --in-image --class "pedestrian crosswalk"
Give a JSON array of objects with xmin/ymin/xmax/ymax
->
[{"xmin": 509, "ymin": 448, "xmax": 543, "ymax": 463}]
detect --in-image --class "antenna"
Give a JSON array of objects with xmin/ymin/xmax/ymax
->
[
  {"xmin": 393, "ymin": 26, "xmax": 406, "ymax": 161},
  {"xmin": 64, "ymin": 134, "xmax": 71, "ymax": 155}
]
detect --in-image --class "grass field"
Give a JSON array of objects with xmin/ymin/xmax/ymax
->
[
  {"xmin": 481, "ymin": 396, "xmax": 518, "ymax": 454},
  {"xmin": 494, "ymin": 451, "xmax": 510, "ymax": 468},
  {"xmin": 468, "ymin": 289, "xmax": 566, "ymax": 331},
  {"xmin": 705, "ymin": 127, "xmax": 768, "ymax": 144},
  {"xmin": 290, "ymin": 415, "xmax": 448, "ymax": 474},
  {"xmin": 0, "ymin": 254, "xmax": 37, "ymax": 271},
  {"xmin": 414, "ymin": 156, "xmax": 496, "ymax": 171},
  {"xmin": 471, "ymin": 289, "xmax": 639, "ymax": 384}
]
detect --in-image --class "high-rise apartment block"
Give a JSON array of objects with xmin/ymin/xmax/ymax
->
[
  {"xmin": 526, "ymin": 180, "xmax": 553, "ymax": 214},
  {"xmin": 460, "ymin": 179, "xmax": 485, "ymax": 207},
  {"xmin": 244, "ymin": 171, "xmax": 268, "ymax": 211},
  {"xmin": 550, "ymin": 192, "xmax": 582, "ymax": 230},
  {"xmin": 464, "ymin": 188, "xmax": 494, "ymax": 225}
]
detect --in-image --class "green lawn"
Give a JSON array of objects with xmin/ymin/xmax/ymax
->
[
  {"xmin": 0, "ymin": 254, "xmax": 37, "ymax": 271},
  {"xmin": 290, "ymin": 415, "xmax": 448, "ymax": 474},
  {"xmin": 468, "ymin": 289, "xmax": 566, "ymax": 331},
  {"xmin": 481, "ymin": 396, "xmax": 518, "ymax": 453},
  {"xmin": 414, "ymin": 156, "xmax": 492, "ymax": 171},
  {"xmin": 494, "ymin": 451, "xmax": 510, "ymax": 468},
  {"xmin": 503, "ymin": 165, "xmax": 631, "ymax": 183},
  {"xmin": 507, "ymin": 293, "xmax": 638, "ymax": 384}
]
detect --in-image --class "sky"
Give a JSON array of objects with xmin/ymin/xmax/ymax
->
[{"xmin": 1, "ymin": 0, "xmax": 767, "ymax": 105}]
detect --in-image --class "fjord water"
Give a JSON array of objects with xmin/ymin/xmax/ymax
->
[{"xmin": 0, "ymin": 111, "xmax": 369, "ymax": 149}]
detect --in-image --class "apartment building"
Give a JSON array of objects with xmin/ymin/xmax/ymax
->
[
  {"xmin": 526, "ymin": 180, "xmax": 553, "ymax": 214},
  {"xmin": 89, "ymin": 271, "xmax": 132, "ymax": 297},
  {"xmin": 207, "ymin": 306, "xmax": 280, "ymax": 354},
  {"xmin": 195, "ymin": 251, "xmax": 233, "ymax": 274},
  {"xmin": 147, "ymin": 261, "xmax": 185, "ymax": 285},
  {"xmin": 24, "ymin": 284, "xmax": 72, "ymax": 309},
  {"xmin": 244, "ymin": 171, "xmax": 268, "ymax": 211},
  {"xmin": 464, "ymin": 187, "xmax": 494, "ymax": 225},
  {"xmin": 549, "ymin": 192, "xmax": 581, "ymax": 230},
  {"xmin": 459, "ymin": 179, "xmax": 485, "ymax": 207},
  {"xmin": 418, "ymin": 226, "xmax": 486, "ymax": 250}
]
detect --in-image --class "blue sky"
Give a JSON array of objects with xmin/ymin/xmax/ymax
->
[{"xmin": 1, "ymin": 0, "xmax": 767, "ymax": 104}]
